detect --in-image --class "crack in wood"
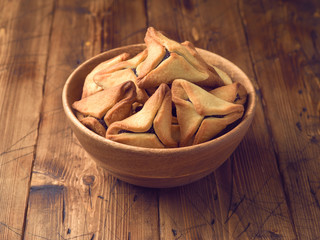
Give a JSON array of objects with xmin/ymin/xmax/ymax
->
[
  {"xmin": 174, "ymin": 223, "xmax": 208, "ymax": 240},
  {"xmin": 114, "ymin": 189, "xmax": 149, "ymax": 231},
  {"xmin": 183, "ymin": 190, "xmax": 216, "ymax": 233},
  {"xmin": 307, "ymin": 176, "xmax": 320, "ymax": 210},
  {"xmin": 89, "ymin": 185, "xmax": 93, "ymax": 209},
  {"xmin": 90, "ymin": 233, "xmax": 95, "ymax": 240},
  {"xmin": 236, "ymin": 222, "xmax": 251, "ymax": 239},
  {"xmin": 0, "ymin": 128, "xmax": 37, "ymax": 156},
  {"xmin": 0, "ymin": 151, "xmax": 34, "ymax": 167},
  {"xmin": 62, "ymin": 196, "xmax": 66, "ymax": 223},
  {"xmin": 57, "ymin": 231, "xmax": 95, "ymax": 240},
  {"xmin": 0, "ymin": 145, "xmax": 35, "ymax": 158},
  {"xmin": 225, "ymin": 194, "xmax": 246, "ymax": 224},
  {"xmin": 29, "ymin": 185, "xmax": 65, "ymax": 202},
  {"xmin": 102, "ymin": 179, "xmax": 122, "ymax": 240},
  {"xmin": 252, "ymin": 200, "xmax": 284, "ymax": 239},
  {"xmin": 0, "ymin": 222, "xmax": 22, "ymax": 237}
]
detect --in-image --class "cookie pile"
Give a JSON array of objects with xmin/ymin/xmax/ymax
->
[{"xmin": 72, "ymin": 27, "xmax": 247, "ymax": 148}]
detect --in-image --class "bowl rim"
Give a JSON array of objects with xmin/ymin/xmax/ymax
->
[{"xmin": 62, "ymin": 43, "xmax": 256, "ymax": 154}]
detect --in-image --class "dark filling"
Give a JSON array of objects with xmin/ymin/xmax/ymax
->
[
  {"xmin": 195, "ymin": 98, "xmax": 249, "ymax": 141},
  {"xmin": 146, "ymin": 125, "xmax": 156, "ymax": 134},
  {"xmin": 204, "ymin": 115, "xmax": 225, "ymax": 119},
  {"xmin": 172, "ymin": 106, "xmax": 177, "ymax": 117},
  {"xmin": 97, "ymin": 118, "xmax": 108, "ymax": 130},
  {"xmin": 132, "ymin": 68, "xmax": 138, "ymax": 77},
  {"xmin": 154, "ymin": 49, "xmax": 171, "ymax": 69},
  {"xmin": 118, "ymin": 125, "xmax": 156, "ymax": 134},
  {"xmin": 133, "ymin": 49, "xmax": 170, "ymax": 78},
  {"xmin": 134, "ymin": 105, "xmax": 143, "ymax": 113},
  {"xmin": 193, "ymin": 117, "xmax": 242, "ymax": 142},
  {"xmin": 214, "ymin": 118, "xmax": 242, "ymax": 139},
  {"xmin": 234, "ymin": 93, "xmax": 240, "ymax": 102},
  {"xmin": 163, "ymin": 49, "xmax": 171, "ymax": 61},
  {"xmin": 118, "ymin": 129, "xmax": 133, "ymax": 134},
  {"xmin": 203, "ymin": 97, "xmax": 249, "ymax": 140}
]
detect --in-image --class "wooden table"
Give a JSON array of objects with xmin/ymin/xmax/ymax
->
[{"xmin": 1, "ymin": 0, "xmax": 319, "ymax": 239}]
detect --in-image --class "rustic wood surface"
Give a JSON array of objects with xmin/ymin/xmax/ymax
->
[{"xmin": 0, "ymin": 0, "xmax": 319, "ymax": 239}]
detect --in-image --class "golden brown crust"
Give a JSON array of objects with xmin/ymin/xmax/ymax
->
[
  {"xmin": 181, "ymin": 41, "xmax": 225, "ymax": 87},
  {"xmin": 153, "ymin": 85, "xmax": 177, "ymax": 147},
  {"xmin": 106, "ymin": 84, "xmax": 165, "ymax": 134},
  {"xmin": 103, "ymin": 83, "xmax": 137, "ymax": 126},
  {"xmin": 172, "ymin": 79, "xmax": 244, "ymax": 146},
  {"xmin": 211, "ymin": 65, "xmax": 233, "ymax": 85},
  {"xmin": 93, "ymin": 51, "xmax": 149, "ymax": 104},
  {"xmin": 193, "ymin": 111, "xmax": 244, "ymax": 145},
  {"xmin": 171, "ymin": 123, "xmax": 181, "ymax": 144},
  {"xmin": 95, "ymin": 49, "xmax": 147, "ymax": 75},
  {"xmin": 210, "ymin": 82, "xmax": 247, "ymax": 105},
  {"xmin": 93, "ymin": 68, "xmax": 149, "ymax": 104},
  {"xmin": 147, "ymin": 27, "xmax": 203, "ymax": 70},
  {"xmin": 106, "ymin": 84, "xmax": 178, "ymax": 148},
  {"xmin": 135, "ymin": 30, "xmax": 166, "ymax": 79},
  {"xmin": 81, "ymin": 53, "xmax": 130, "ymax": 98},
  {"xmin": 73, "ymin": 27, "xmax": 248, "ymax": 148},
  {"xmin": 72, "ymin": 81, "xmax": 136, "ymax": 120},
  {"xmin": 80, "ymin": 116, "xmax": 106, "ymax": 137},
  {"xmin": 107, "ymin": 133, "xmax": 165, "ymax": 148},
  {"xmin": 137, "ymin": 52, "xmax": 209, "ymax": 89},
  {"xmin": 136, "ymin": 27, "xmax": 225, "ymax": 89}
]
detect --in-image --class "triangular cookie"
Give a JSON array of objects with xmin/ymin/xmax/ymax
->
[
  {"xmin": 136, "ymin": 27, "xmax": 225, "ymax": 89},
  {"xmin": 72, "ymin": 81, "xmax": 137, "ymax": 126},
  {"xmin": 80, "ymin": 116, "xmax": 106, "ymax": 137},
  {"xmin": 93, "ymin": 50, "xmax": 149, "ymax": 103},
  {"xmin": 82, "ymin": 53, "xmax": 130, "ymax": 98},
  {"xmin": 106, "ymin": 84, "xmax": 177, "ymax": 148},
  {"xmin": 210, "ymin": 82, "xmax": 247, "ymax": 105},
  {"xmin": 172, "ymin": 79, "xmax": 244, "ymax": 146}
]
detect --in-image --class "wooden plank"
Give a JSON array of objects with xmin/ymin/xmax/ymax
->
[
  {"xmin": 101, "ymin": 0, "xmax": 147, "ymax": 50},
  {"xmin": 0, "ymin": 0, "xmax": 54, "ymax": 239},
  {"xmin": 24, "ymin": 0, "xmax": 160, "ymax": 239},
  {"xmin": 240, "ymin": 0, "xmax": 320, "ymax": 238},
  {"xmin": 159, "ymin": 178, "xmax": 221, "ymax": 239},
  {"xmin": 147, "ymin": 0, "xmax": 297, "ymax": 239}
]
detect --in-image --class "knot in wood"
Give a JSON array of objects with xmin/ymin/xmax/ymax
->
[{"xmin": 82, "ymin": 175, "xmax": 95, "ymax": 186}]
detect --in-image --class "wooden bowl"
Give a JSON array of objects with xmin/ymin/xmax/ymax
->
[{"xmin": 62, "ymin": 44, "xmax": 256, "ymax": 188}]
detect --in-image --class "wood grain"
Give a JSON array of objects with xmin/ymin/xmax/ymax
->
[
  {"xmin": 0, "ymin": 0, "xmax": 54, "ymax": 239},
  {"xmin": 24, "ymin": 0, "xmax": 159, "ymax": 240},
  {"xmin": 0, "ymin": 0, "xmax": 319, "ymax": 239},
  {"xmin": 240, "ymin": 0, "xmax": 320, "ymax": 238}
]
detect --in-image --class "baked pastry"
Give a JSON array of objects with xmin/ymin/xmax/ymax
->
[
  {"xmin": 72, "ymin": 27, "xmax": 248, "ymax": 148},
  {"xmin": 106, "ymin": 84, "xmax": 177, "ymax": 148},
  {"xmin": 135, "ymin": 27, "xmax": 225, "ymax": 89},
  {"xmin": 72, "ymin": 81, "xmax": 137, "ymax": 128},
  {"xmin": 93, "ymin": 50, "xmax": 149, "ymax": 103},
  {"xmin": 172, "ymin": 79, "xmax": 245, "ymax": 146},
  {"xmin": 135, "ymin": 30, "xmax": 166, "ymax": 80},
  {"xmin": 80, "ymin": 116, "xmax": 106, "ymax": 137},
  {"xmin": 210, "ymin": 82, "xmax": 247, "ymax": 105},
  {"xmin": 211, "ymin": 65, "xmax": 233, "ymax": 85},
  {"xmin": 81, "ymin": 53, "xmax": 130, "ymax": 98}
]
